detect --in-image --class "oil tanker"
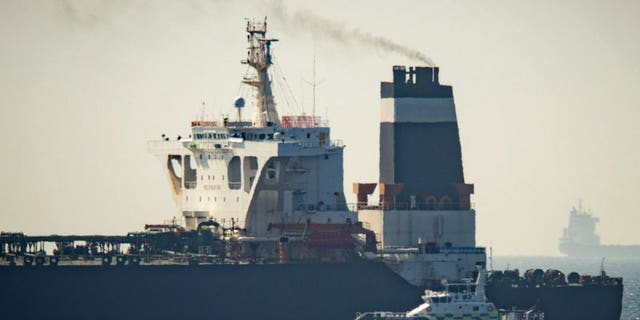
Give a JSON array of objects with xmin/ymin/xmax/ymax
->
[{"xmin": 0, "ymin": 18, "xmax": 623, "ymax": 320}]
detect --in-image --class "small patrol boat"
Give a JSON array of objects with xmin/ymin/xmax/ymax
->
[{"xmin": 355, "ymin": 267, "xmax": 498, "ymax": 320}]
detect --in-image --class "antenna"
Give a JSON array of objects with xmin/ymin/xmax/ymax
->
[
  {"xmin": 201, "ymin": 101, "xmax": 206, "ymax": 120},
  {"xmin": 312, "ymin": 53, "xmax": 317, "ymax": 118},
  {"xmin": 489, "ymin": 245, "xmax": 494, "ymax": 271},
  {"xmin": 300, "ymin": 74, "xmax": 305, "ymax": 115},
  {"xmin": 578, "ymin": 198, "xmax": 583, "ymax": 212},
  {"xmin": 303, "ymin": 50, "xmax": 324, "ymax": 122}
]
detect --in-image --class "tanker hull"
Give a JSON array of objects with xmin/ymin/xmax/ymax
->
[
  {"xmin": 0, "ymin": 262, "xmax": 624, "ymax": 320},
  {"xmin": 0, "ymin": 262, "xmax": 422, "ymax": 320}
]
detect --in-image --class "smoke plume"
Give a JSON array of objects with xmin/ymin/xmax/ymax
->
[{"xmin": 268, "ymin": 0, "xmax": 434, "ymax": 66}]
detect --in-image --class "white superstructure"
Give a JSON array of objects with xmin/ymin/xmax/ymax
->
[
  {"xmin": 355, "ymin": 267, "xmax": 499, "ymax": 320},
  {"xmin": 148, "ymin": 19, "xmax": 353, "ymax": 236},
  {"xmin": 405, "ymin": 268, "xmax": 497, "ymax": 319}
]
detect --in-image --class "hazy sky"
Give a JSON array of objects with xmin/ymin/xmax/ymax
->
[{"xmin": 1, "ymin": 0, "xmax": 638, "ymax": 255}]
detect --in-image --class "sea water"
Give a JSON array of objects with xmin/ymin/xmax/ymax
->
[{"xmin": 493, "ymin": 256, "xmax": 640, "ymax": 320}]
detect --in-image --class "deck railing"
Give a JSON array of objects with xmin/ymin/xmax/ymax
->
[{"xmin": 351, "ymin": 202, "xmax": 475, "ymax": 211}]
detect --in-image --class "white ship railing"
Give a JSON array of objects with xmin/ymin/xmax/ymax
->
[{"xmin": 349, "ymin": 202, "xmax": 475, "ymax": 211}]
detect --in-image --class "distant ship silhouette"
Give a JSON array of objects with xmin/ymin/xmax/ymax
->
[{"xmin": 559, "ymin": 201, "xmax": 640, "ymax": 258}]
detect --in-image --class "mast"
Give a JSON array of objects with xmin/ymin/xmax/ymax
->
[
  {"xmin": 304, "ymin": 51, "xmax": 324, "ymax": 125},
  {"xmin": 242, "ymin": 17, "xmax": 281, "ymax": 128}
]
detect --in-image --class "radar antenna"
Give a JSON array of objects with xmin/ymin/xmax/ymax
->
[{"xmin": 234, "ymin": 96, "xmax": 245, "ymax": 122}]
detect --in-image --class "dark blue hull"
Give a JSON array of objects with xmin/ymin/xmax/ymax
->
[
  {"xmin": 0, "ymin": 261, "xmax": 422, "ymax": 320},
  {"xmin": 0, "ymin": 262, "xmax": 623, "ymax": 320}
]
